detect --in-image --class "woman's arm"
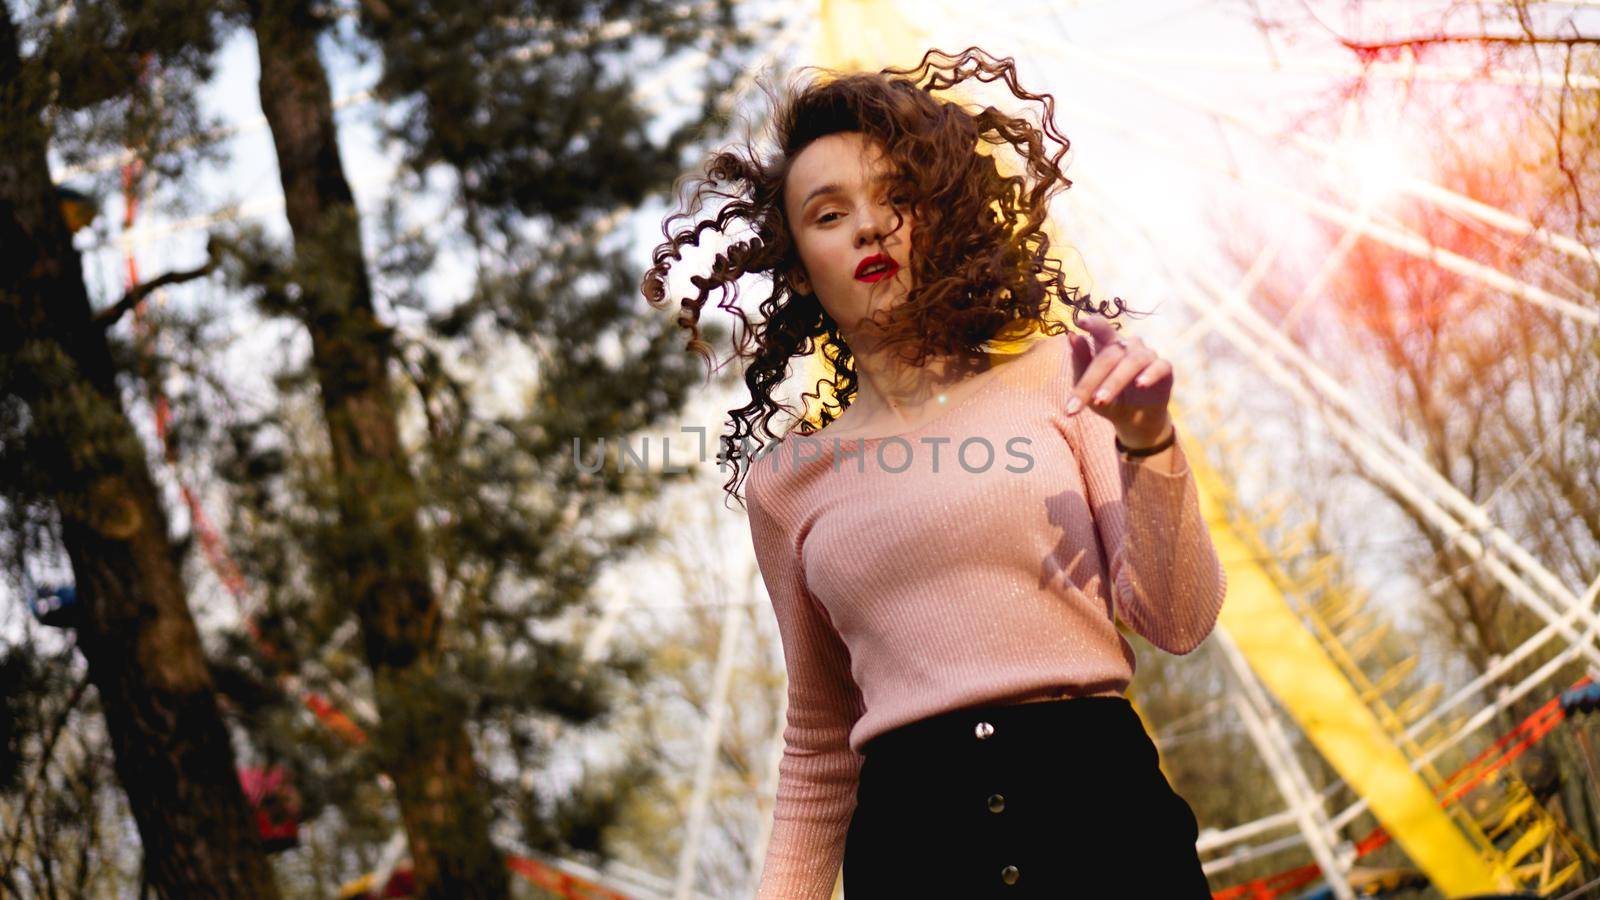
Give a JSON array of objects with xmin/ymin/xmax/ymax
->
[
  {"xmin": 1067, "ymin": 407, "xmax": 1228, "ymax": 655},
  {"xmin": 1048, "ymin": 316, "xmax": 1227, "ymax": 653},
  {"xmin": 746, "ymin": 470, "xmax": 866, "ymax": 899}
]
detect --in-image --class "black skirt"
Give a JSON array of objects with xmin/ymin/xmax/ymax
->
[{"xmin": 842, "ymin": 695, "xmax": 1211, "ymax": 898}]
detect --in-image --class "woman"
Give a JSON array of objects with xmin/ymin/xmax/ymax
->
[{"xmin": 643, "ymin": 47, "xmax": 1225, "ymax": 898}]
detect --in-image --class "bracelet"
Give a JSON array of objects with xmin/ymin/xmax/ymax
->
[{"xmin": 1115, "ymin": 422, "xmax": 1177, "ymax": 459}]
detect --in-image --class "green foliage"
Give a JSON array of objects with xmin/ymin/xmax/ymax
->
[
  {"xmin": 18, "ymin": 0, "xmax": 230, "ymax": 205},
  {"xmin": 355, "ymin": 0, "xmax": 754, "ymax": 226},
  {"xmin": 6, "ymin": 0, "xmax": 759, "ymax": 886}
]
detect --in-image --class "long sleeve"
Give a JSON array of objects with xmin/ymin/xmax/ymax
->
[
  {"xmin": 746, "ymin": 469, "xmax": 866, "ymax": 900},
  {"xmin": 1065, "ymin": 408, "xmax": 1228, "ymax": 655}
]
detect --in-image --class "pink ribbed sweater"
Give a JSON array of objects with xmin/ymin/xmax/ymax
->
[{"xmin": 743, "ymin": 331, "xmax": 1228, "ymax": 899}]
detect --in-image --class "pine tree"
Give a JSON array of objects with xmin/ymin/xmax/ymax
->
[
  {"xmin": 220, "ymin": 1, "xmax": 753, "ymax": 893},
  {"xmin": 4, "ymin": 0, "xmax": 754, "ymax": 893},
  {"xmin": 0, "ymin": 1, "xmax": 281, "ymax": 894}
]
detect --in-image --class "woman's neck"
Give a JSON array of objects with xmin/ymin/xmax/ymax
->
[{"xmin": 840, "ymin": 340, "xmax": 992, "ymax": 430}]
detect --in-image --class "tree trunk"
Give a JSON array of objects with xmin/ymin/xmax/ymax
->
[
  {"xmin": 244, "ymin": 0, "xmax": 509, "ymax": 895},
  {"xmin": 0, "ymin": 6, "xmax": 281, "ymax": 898}
]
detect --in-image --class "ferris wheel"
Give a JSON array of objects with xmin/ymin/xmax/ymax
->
[{"xmin": 631, "ymin": 2, "xmax": 1600, "ymax": 897}]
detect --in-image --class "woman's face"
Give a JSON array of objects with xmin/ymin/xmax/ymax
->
[{"xmin": 782, "ymin": 131, "xmax": 915, "ymax": 338}]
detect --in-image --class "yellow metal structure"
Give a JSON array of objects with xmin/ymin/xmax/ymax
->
[
  {"xmin": 1197, "ymin": 403, "xmax": 1594, "ymax": 895},
  {"xmin": 1189, "ymin": 423, "xmax": 1518, "ymax": 895}
]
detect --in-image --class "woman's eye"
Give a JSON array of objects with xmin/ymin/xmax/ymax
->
[{"xmin": 817, "ymin": 211, "xmax": 841, "ymax": 224}]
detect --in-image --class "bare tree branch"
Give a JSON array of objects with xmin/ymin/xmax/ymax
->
[
  {"xmin": 94, "ymin": 257, "xmax": 216, "ymax": 330},
  {"xmin": 1338, "ymin": 34, "xmax": 1600, "ymax": 59},
  {"xmin": 0, "ymin": 669, "xmax": 92, "ymax": 878}
]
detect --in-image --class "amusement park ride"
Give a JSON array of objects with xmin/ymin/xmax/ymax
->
[{"xmin": 25, "ymin": 0, "xmax": 1600, "ymax": 897}]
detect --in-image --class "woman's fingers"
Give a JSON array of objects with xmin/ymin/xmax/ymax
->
[
  {"xmin": 1063, "ymin": 316, "xmax": 1178, "ymax": 448},
  {"xmin": 1134, "ymin": 357, "xmax": 1171, "ymax": 389},
  {"xmin": 1093, "ymin": 349, "xmax": 1156, "ymax": 408},
  {"xmin": 1066, "ymin": 335, "xmax": 1126, "ymax": 413},
  {"xmin": 1066, "ymin": 317, "xmax": 1136, "ymax": 412}
]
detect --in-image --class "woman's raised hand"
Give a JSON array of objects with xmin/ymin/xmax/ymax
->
[{"xmin": 1064, "ymin": 314, "xmax": 1174, "ymax": 450}]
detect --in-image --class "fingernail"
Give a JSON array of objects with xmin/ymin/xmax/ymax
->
[
  {"xmin": 1092, "ymin": 389, "xmax": 1109, "ymax": 404},
  {"xmin": 1065, "ymin": 396, "xmax": 1081, "ymax": 414}
]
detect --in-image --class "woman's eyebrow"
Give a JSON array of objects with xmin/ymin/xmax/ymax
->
[
  {"xmin": 799, "ymin": 182, "xmax": 845, "ymax": 212},
  {"xmin": 799, "ymin": 174, "xmax": 891, "ymax": 213}
]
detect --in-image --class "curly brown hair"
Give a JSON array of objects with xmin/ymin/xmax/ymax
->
[{"xmin": 640, "ymin": 46, "xmax": 1135, "ymax": 507}]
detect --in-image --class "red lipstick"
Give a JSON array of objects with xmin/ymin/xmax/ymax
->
[{"xmin": 855, "ymin": 253, "xmax": 899, "ymax": 283}]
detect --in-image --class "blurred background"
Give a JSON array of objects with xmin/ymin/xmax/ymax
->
[{"xmin": 2, "ymin": 0, "xmax": 1598, "ymax": 897}]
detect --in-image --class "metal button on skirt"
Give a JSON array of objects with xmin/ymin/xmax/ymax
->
[{"xmin": 842, "ymin": 695, "xmax": 1211, "ymax": 898}]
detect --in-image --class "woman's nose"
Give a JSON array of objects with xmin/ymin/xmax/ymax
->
[{"xmin": 854, "ymin": 207, "xmax": 890, "ymax": 248}]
